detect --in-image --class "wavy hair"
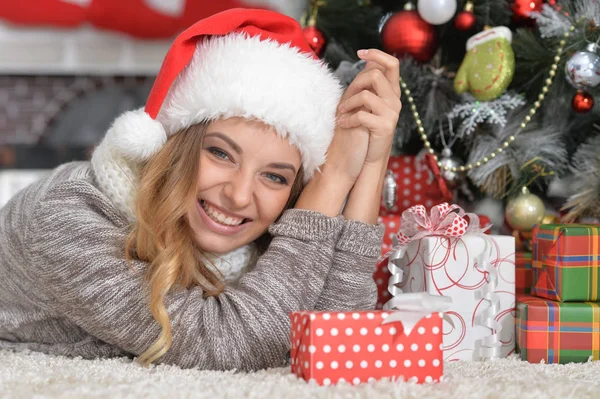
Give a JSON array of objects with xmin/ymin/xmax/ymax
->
[{"xmin": 125, "ymin": 122, "xmax": 304, "ymax": 366}]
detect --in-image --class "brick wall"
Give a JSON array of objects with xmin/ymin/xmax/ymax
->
[{"xmin": 0, "ymin": 75, "xmax": 154, "ymax": 169}]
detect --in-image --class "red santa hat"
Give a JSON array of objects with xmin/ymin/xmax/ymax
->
[{"xmin": 91, "ymin": 8, "xmax": 343, "ymax": 221}]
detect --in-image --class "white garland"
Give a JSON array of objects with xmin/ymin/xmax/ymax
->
[
  {"xmin": 447, "ymin": 93, "xmax": 526, "ymax": 137},
  {"xmin": 530, "ymin": 4, "xmax": 572, "ymax": 39},
  {"xmin": 574, "ymin": 0, "xmax": 600, "ymax": 28}
]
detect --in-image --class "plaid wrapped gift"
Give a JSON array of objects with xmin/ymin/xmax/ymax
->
[
  {"xmin": 532, "ymin": 224, "xmax": 600, "ymax": 301},
  {"xmin": 516, "ymin": 252, "xmax": 532, "ymax": 296},
  {"xmin": 516, "ymin": 295, "xmax": 600, "ymax": 364}
]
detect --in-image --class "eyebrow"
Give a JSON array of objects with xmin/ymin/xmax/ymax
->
[
  {"xmin": 204, "ymin": 132, "xmax": 243, "ymax": 154},
  {"xmin": 267, "ymin": 162, "xmax": 297, "ymax": 174},
  {"xmin": 205, "ymin": 132, "xmax": 297, "ymax": 174}
]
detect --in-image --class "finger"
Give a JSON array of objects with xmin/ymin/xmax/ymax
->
[
  {"xmin": 338, "ymin": 110, "xmax": 397, "ymax": 133},
  {"xmin": 346, "ymin": 69, "xmax": 400, "ymax": 109},
  {"xmin": 363, "ymin": 60, "xmax": 386, "ymax": 74},
  {"xmin": 341, "ymin": 63, "xmax": 384, "ymax": 101},
  {"xmin": 338, "ymin": 89, "xmax": 391, "ymax": 115},
  {"xmin": 357, "ymin": 49, "xmax": 401, "ymax": 96}
]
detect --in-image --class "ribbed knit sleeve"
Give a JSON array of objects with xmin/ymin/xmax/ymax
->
[{"xmin": 314, "ymin": 219, "xmax": 385, "ymax": 311}]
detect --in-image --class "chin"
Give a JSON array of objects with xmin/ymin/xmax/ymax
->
[{"xmin": 194, "ymin": 235, "xmax": 244, "ymax": 255}]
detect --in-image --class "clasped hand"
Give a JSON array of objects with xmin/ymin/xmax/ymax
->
[{"xmin": 325, "ymin": 48, "xmax": 402, "ymax": 183}]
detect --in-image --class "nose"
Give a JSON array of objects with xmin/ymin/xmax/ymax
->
[{"xmin": 222, "ymin": 170, "xmax": 254, "ymax": 211}]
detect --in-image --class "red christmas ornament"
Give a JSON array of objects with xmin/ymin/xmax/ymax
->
[
  {"xmin": 455, "ymin": 11, "xmax": 476, "ymax": 31},
  {"xmin": 454, "ymin": 2, "xmax": 476, "ymax": 31},
  {"xmin": 512, "ymin": 0, "xmax": 543, "ymax": 21},
  {"xmin": 381, "ymin": 9, "xmax": 438, "ymax": 62},
  {"xmin": 572, "ymin": 91, "xmax": 595, "ymax": 113},
  {"xmin": 303, "ymin": 26, "xmax": 326, "ymax": 56}
]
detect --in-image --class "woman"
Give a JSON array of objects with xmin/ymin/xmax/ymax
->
[{"xmin": 0, "ymin": 8, "xmax": 401, "ymax": 371}]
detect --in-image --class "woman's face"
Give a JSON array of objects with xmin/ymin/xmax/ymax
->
[{"xmin": 187, "ymin": 117, "xmax": 302, "ymax": 254}]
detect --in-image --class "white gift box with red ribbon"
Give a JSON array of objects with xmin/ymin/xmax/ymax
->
[{"xmin": 381, "ymin": 203, "xmax": 516, "ymax": 362}]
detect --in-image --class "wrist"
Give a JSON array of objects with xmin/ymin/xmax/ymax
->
[
  {"xmin": 295, "ymin": 169, "xmax": 354, "ymax": 217},
  {"xmin": 362, "ymin": 155, "xmax": 391, "ymax": 175},
  {"xmin": 342, "ymin": 161, "xmax": 388, "ymax": 225}
]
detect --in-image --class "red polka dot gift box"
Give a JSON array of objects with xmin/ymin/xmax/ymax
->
[
  {"xmin": 379, "ymin": 155, "xmax": 451, "ymax": 216},
  {"xmin": 290, "ymin": 294, "xmax": 449, "ymax": 386}
]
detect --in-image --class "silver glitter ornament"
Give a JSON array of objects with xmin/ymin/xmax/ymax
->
[
  {"xmin": 383, "ymin": 170, "xmax": 398, "ymax": 210},
  {"xmin": 565, "ymin": 43, "xmax": 600, "ymax": 90},
  {"xmin": 439, "ymin": 148, "xmax": 463, "ymax": 186}
]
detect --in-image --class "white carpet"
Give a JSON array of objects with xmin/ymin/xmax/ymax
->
[{"xmin": 1, "ymin": 350, "xmax": 599, "ymax": 399}]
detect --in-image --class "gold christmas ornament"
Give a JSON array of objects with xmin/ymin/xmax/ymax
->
[
  {"xmin": 541, "ymin": 214, "xmax": 560, "ymax": 225},
  {"xmin": 505, "ymin": 186, "xmax": 546, "ymax": 232}
]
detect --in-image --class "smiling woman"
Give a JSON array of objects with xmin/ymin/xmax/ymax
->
[
  {"xmin": 190, "ymin": 118, "xmax": 303, "ymax": 254},
  {"xmin": 0, "ymin": 8, "xmax": 401, "ymax": 371}
]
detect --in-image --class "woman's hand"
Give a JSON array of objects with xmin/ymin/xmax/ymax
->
[
  {"xmin": 295, "ymin": 49, "xmax": 401, "ymax": 218},
  {"xmin": 337, "ymin": 49, "xmax": 401, "ymax": 167},
  {"xmin": 320, "ymin": 90, "xmax": 371, "ymax": 185}
]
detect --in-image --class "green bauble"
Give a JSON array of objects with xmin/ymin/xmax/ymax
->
[
  {"xmin": 454, "ymin": 26, "xmax": 515, "ymax": 101},
  {"xmin": 505, "ymin": 187, "xmax": 546, "ymax": 232}
]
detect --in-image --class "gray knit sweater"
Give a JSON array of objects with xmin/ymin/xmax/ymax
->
[{"xmin": 0, "ymin": 161, "xmax": 384, "ymax": 371}]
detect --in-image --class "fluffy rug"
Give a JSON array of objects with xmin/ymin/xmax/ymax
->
[{"xmin": 1, "ymin": 350, "xmax": 600, "ymax": 398}]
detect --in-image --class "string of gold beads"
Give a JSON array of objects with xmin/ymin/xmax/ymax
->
[{"xmin": 399, "ymin": 25, "xmax": 575, "ymax": 173}]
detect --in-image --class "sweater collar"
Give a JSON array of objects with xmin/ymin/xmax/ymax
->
[{"xmin": 207, "ymin": 242, "xmax": 258, "ymax": 286}]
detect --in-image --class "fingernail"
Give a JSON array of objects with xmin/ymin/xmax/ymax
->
[
  {"xmin": 337, "ymin": 115, "xmax": 347, "ymax": 124},
  {"xmin": 357, "ymin": 49, "xmax": 368, "ymax": 56},
  {"xmin": 338, "ymin": 102, "xmax": 346, "ymax": 112}
]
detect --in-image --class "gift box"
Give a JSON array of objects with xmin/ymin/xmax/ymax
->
[
  {"xmin": 382, "ymin": 203, "xmax": 516, "ymax": 362},
  {"xmin": 532, "ymin": 224, "xmax": 600, "ymax": 302},
  {"xmin": 374, "ymin": 214, "xmax": 403, "ymax": 309},
  {"xmin": 516, "ymin": 252, "xmax": 532, "ymax": 296},
  {"xmin": 290, "ymin": 294, "xmax": 447, "ymax": 386},
  {"xmin": 374, "ymin": 213, "xmax": 493, "ymax": 310},
  {"xmin": 516, "ymin": 295, "xmax": 600, "ymax": 364},
  {"xmin": 379, "ymin": 154, "xmax": 449, "ymax": 216},
  {"xmin": 394, "ymin": 235, "xmax": 516, "ymax": 361}
]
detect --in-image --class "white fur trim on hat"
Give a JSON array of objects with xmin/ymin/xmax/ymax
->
[
  {"xmin": 466, "ymin": 26, "xmax": 512, "ymax": 51},
  {"xmin": 158, "ymin": 33, "xmax": 343, "ymax": 182}
]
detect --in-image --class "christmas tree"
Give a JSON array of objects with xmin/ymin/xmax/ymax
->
[{"xmin": 303, "ymin": 0, "xmax": 600, "ymax": 239}]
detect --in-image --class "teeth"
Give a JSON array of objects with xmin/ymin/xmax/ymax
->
[{"xmin": 201, "ymin": 201, "xmax": 244, "ymax": 226}]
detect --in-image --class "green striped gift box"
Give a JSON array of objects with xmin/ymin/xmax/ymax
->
[
  {"xmin": 517, "ymin": 296, "xmax": 600, "ymax": 364},
  {"xmin": 533, "ymin": 224, "xmax": 600, "ymax": 302}
]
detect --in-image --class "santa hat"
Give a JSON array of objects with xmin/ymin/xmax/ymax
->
[{"xmin": 91, "ymin": 8, "xmax": 343, "ymax": 222}]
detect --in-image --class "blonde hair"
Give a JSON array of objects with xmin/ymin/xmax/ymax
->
[{"xmin": 125, "ymin": 122, "xmax": 304, "ymax": 366}]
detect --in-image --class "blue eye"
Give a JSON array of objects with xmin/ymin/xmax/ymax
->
[
  {"xmin": 264, "ymin": 173, "xmax": 288, "ymax": 185},
  {"xmin": 208, "ymin": 147, "xmax": 231, "ymax": 160}
]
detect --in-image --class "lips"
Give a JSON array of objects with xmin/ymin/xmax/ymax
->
[
  {"xmin": 196, "ymin": 199, "xmax": 252, "ymax": 236},
  {"xmin": 200, "ymin": 201, "xmax": 245, "ymax": 226}
]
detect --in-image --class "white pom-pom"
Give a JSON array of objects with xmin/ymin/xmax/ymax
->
[{"xmin": 106, "ymin": 108, "xmax": 167, "ymax": 161}]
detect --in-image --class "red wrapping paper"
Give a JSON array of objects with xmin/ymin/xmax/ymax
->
[
  {"xmin": 290, "ymin": 310, "xmax": 444, "ymax": 385},
  {"xmin": 379, "ymin": 155, "xmax": 449, "ymax": 216},
  {"xmin": 516, "ymin": 252, "xmax": 532, "ymax": 296}
]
